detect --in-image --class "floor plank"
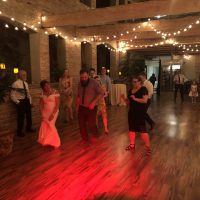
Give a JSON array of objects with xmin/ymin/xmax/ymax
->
[{"xmin": 0, "ymin": 92, "xmax": 200, "ymax": 200}]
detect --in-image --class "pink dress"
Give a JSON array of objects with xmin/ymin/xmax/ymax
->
[{"xmin": 38, "ymin": 92, "xmax": 61, "ymax": 147}]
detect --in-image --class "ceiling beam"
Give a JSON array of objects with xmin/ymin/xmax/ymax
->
[
  {"xmin": 121, "ymin": 36, "xmax": 200, "ymax": 45},
  {"xmin": 76, "ymin": 16, "xmax": 200, "ymax": 37},
  {"xmin": 42, "ymin": 0, "xmax": 200, "ymax": 27}
]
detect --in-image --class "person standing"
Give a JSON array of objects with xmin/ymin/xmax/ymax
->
[
  {"xmin": 10, "ymin": 70, "xmax": 35, "ymax": 137},
  {"xmin": 89, "ymin": 68, "xmax": 96, "ymax": 79},
  {"xmin": 59, "ymin": 69, "xmax": 73, "ymax": 122},
  {"xmin": 149, "ymin": 73, "xmax": 157, "ymax": 87},
  {"xmin": 94, "ymin": 75, "xmax": 109, "ymax": 135},
  {"xmin": 100, "ymin": 67, "xmax": 111, "ymax": 104},
  {"xmin": 189, "ymin": 80, "xmax": 198, "ymax": 103},
  {"xmin": 121, "ymin": 77, "xmax": 151, "ymax": 156},
  {"xmin": 76, "ymin": 69, "xmax": 104, "ymax": 143},
  {"xmin": 173, "ymin": 69, "xmax": 186, "ymax": 102},
  {"xmin": 38, "ymin": 80, "xmax": 61, "ymax": 148},
  {"xmin": 139, "ymin": 72, "xmax": 155, "ymax": 130}
]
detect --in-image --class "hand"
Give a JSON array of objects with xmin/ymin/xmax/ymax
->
[
  {"xmin": 89, "ymin": 102, "xmax": 95, "ymax": 110},
  {"xmin": 131, "ymin": 95, "xmax": 135, "ymax": 100}
]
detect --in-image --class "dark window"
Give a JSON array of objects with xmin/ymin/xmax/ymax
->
[
  {"xmin": 119, "ymin": 0, "xmax": 125, "ymax": 5},
  {"xmin": 80, "ymin": 0, "xmax": 91, "ymax": 7},
  {"xmin": 49, "ymin": 35, "xmax": 66, "ymax": 82},
  {"xmin": 96, "ymin": 0, "xmax": 116, "ymax": 8}
]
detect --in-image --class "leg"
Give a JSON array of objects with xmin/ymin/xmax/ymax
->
[
  {"xmin": 16, "ymin": 101, "xmax": 25, "ymax": 136},
  {"xmin": 125, "ymin": 131, "xmax": 135, "ymax": 150},
  {"xmin": 180, "ymin": 84, "xmax": 184, "ymax": 102},
  {"xmin": 88, "ymin": 107, "xmax": 98, "ymax": 138},
  {"xmin": 68, "ymin": 107, "xmax": 73, "ymax": 120},
  {"xmin": 174, "ymin": 84, "xmax": 179, "ymax": 101},
  {"xmin": 141, "ymin": 132, "xmax": 151, "ymax": 155},
  {"xmin": 25, "ymin": 99, "xmax": 32, "ymax": 131},
  {"xmin": 145, "ymin": 99, "xmax": 155, "ymax": 129},
  {"xmin": 78, "ymin": 106, "xmax": 88, "ymax": 141},
  {"xmin": 101, "ymin": 109, "xmax": 109, "ymax": 133}
]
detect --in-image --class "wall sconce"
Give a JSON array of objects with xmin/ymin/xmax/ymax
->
[
  {"xmin": 107, "ymin": 69, "xmax": 110, "ymax": 73},
  {"xmin": 0, "ymin": 63, "xmax": 6, "ymax": 69},
  {"xmin": 119, "ymin": 71, "xmax": 122, "ymax": 76},
  {"xmin": 13, "ymin": 68, "xmax": 19, "ymax": 74}
]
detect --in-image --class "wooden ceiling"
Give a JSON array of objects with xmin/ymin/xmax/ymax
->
[{"xmin": 42, "ymin": 0, "xmax": 200, "ymax": 54}]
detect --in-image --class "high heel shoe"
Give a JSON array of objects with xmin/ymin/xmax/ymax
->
[{"xmin": 125, "ymin": 144, "xmax": 135, "ymax": 151}]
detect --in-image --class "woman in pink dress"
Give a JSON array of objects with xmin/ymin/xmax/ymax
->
[{"xmin": 38, "ymin": 80, "xmax": 61, "ymax": 148}]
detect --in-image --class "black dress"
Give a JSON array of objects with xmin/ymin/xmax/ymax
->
[{"xmin": 128, "ymin": 86, "xmax": 148, "ymax": 132}]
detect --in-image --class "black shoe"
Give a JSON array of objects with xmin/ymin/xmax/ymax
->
[
  {"xmin": 26, "ymin": 129, "xmax": 36, "ymax": 133},
  {"xmin": 17, "ymin": 133, "xmax": 25, "ymax": 137}
]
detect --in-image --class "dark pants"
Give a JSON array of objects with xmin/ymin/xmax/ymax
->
[
  {"xmin": 174, "ymin": 84, "xmax": 184, "ymax": 101},
  {"xmin": 145, "ymin": 99, "xmax": 154, "ymax": 126},
  {"xmin": 16, "ymin": 98, "xmax": 32, "ymax": 135},
  {"xmin": 78, "ymin": 106, "xmax": 98, "ymax": 141}
]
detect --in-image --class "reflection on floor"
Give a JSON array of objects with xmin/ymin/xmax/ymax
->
[{"xmin": 1, "ymin": 92, "xmax": 200, "ymax": 200}]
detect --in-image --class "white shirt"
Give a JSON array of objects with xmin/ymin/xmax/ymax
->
[
  {"xmin": 173, "ymin": 74, "xmax": 185, "ymax": 85},
  {"xmin": 143, "ymin": 79, "xmax": 154, "ymax": 99},
  {"xmin": 10, "ymin": 79, "xmax": 32, "ymax": 104}
]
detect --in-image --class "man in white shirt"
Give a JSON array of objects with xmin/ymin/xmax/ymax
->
[
  {"xmin": 139, "ymin": 72, "xmax": 155, "ymax": 130},
  {"xmin": 10, "ymin": 70, "xmax": 34, "ymax": 137},
  {"xmin": 173, "ymin": 69, "xmax": 185, "ymax": 102}
]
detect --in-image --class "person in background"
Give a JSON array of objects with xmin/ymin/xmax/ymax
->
[
  {"xmin": 38, "ymin": 80, "xmax": 61, "ymax": 148},
  {"xmin": 189, "ymin": 80, "xmax": 198, "ymax": 103},
  {"xmin": 76, "ymin": 69, "xmax": 104, "ymax": 144},
  {"xmin": 89, "ymin": 68, "xmax": 96, "ymax": 79},
  {"xmin": 100, "ymin": 67, "xmax": 111, "ymax": 105},
  {"xmin": 173, "ymin": 69, "xmax": 186, "ymax": 102},
  {"xmin": 94, "ymin": 75, "xmax": 109, "ymax": 135},
  {"xmin": 59, "ymin": 69, "xmax": 73, "ymax": 122},
  {"xmin": 10, "ymin": 70, "xmax": 35, "ymax": 137},
  {"xmin": 139, "ymin": 72, "xmax": 155, "ymax": 130},
  {"xmin": 121, "ymin": 77, "xmax": 151, "ymax": 156},
  {"xmin": 149, "ymin": 73, "xmax": 157, "ymax": 87}
]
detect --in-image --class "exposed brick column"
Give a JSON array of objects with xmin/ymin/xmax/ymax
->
[
  {"xmin": 91, "ymin": 43, "xmax": 97, "ymax": 71},
  {"xmin": 29, "ymin": 32, "xmax": 50, "ymax": 83},
  {"xmin": 91, "ymin": 0, "xmax": 96, "ymax": 8},
  {"xmin": 65, "ymin": 40, "xmax": 81, "ymax": 98}
]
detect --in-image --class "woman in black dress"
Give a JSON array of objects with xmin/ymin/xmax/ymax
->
[{"xmin": 121, "ymin": 77, "xmax": 151, "ymax": 155}]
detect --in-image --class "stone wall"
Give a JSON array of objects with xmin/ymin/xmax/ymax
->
[{"xmin": 0, "ymin": 85, "xmax": 41, "ymax": 133}]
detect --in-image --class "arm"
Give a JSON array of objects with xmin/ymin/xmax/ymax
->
[
  {"xmin": 10, "ymin": 82, "xmax": 20, "ymax": 104},
  {"xmin": 49, "ymin": 92, "xmax": 60, "ymax": 121},
  {"xmin": 89, "ymin": 87, "xmax": 104, "ymax": 110},
  {"xmin": 120, "ymin": 94, "xmax": 130, "ymax": 105},
  {"xmin": 76, "ymin": 96, "xmax": 80, "ymax": 113},
  {"xmin": 26, "ymin": 84, "xmax": 32, "ymax": 104},
  {"xmin": 131, "ymin": 95, "xmax": 148, "ymax": 104},
  {"xmin": 89, "ymin": 84, "xmax": 104, "ymax": 110},
  {"xmin": 69, "ymin": 77, "xmax": 73, "ymax": 89},
  {"xmin": 107, "ymin": 76, "xmax": 112, "ymax": 93},
  {"xmin": 59, "ymin": 78, "xmax": 63, "ymax": 93}
]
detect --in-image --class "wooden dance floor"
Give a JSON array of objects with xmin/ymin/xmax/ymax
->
[{"xmin": 1, "ymin": 93, "xmax": 200, "ymax": 200}]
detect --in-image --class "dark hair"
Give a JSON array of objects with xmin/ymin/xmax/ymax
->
[
  {"xmin": 89, "ymin": 68, "xmax": 95, "ymax": 72},
  {"xmin": 40, "ymin": 80, "xmax": 49, "ymax": 89},
  {"xmin": 80, "ymin": 68, "xmax": 89, "ymax": 75},
  {"xmin": 139, "ymin": 72, "xmax": 147, "ymax": 78}
]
